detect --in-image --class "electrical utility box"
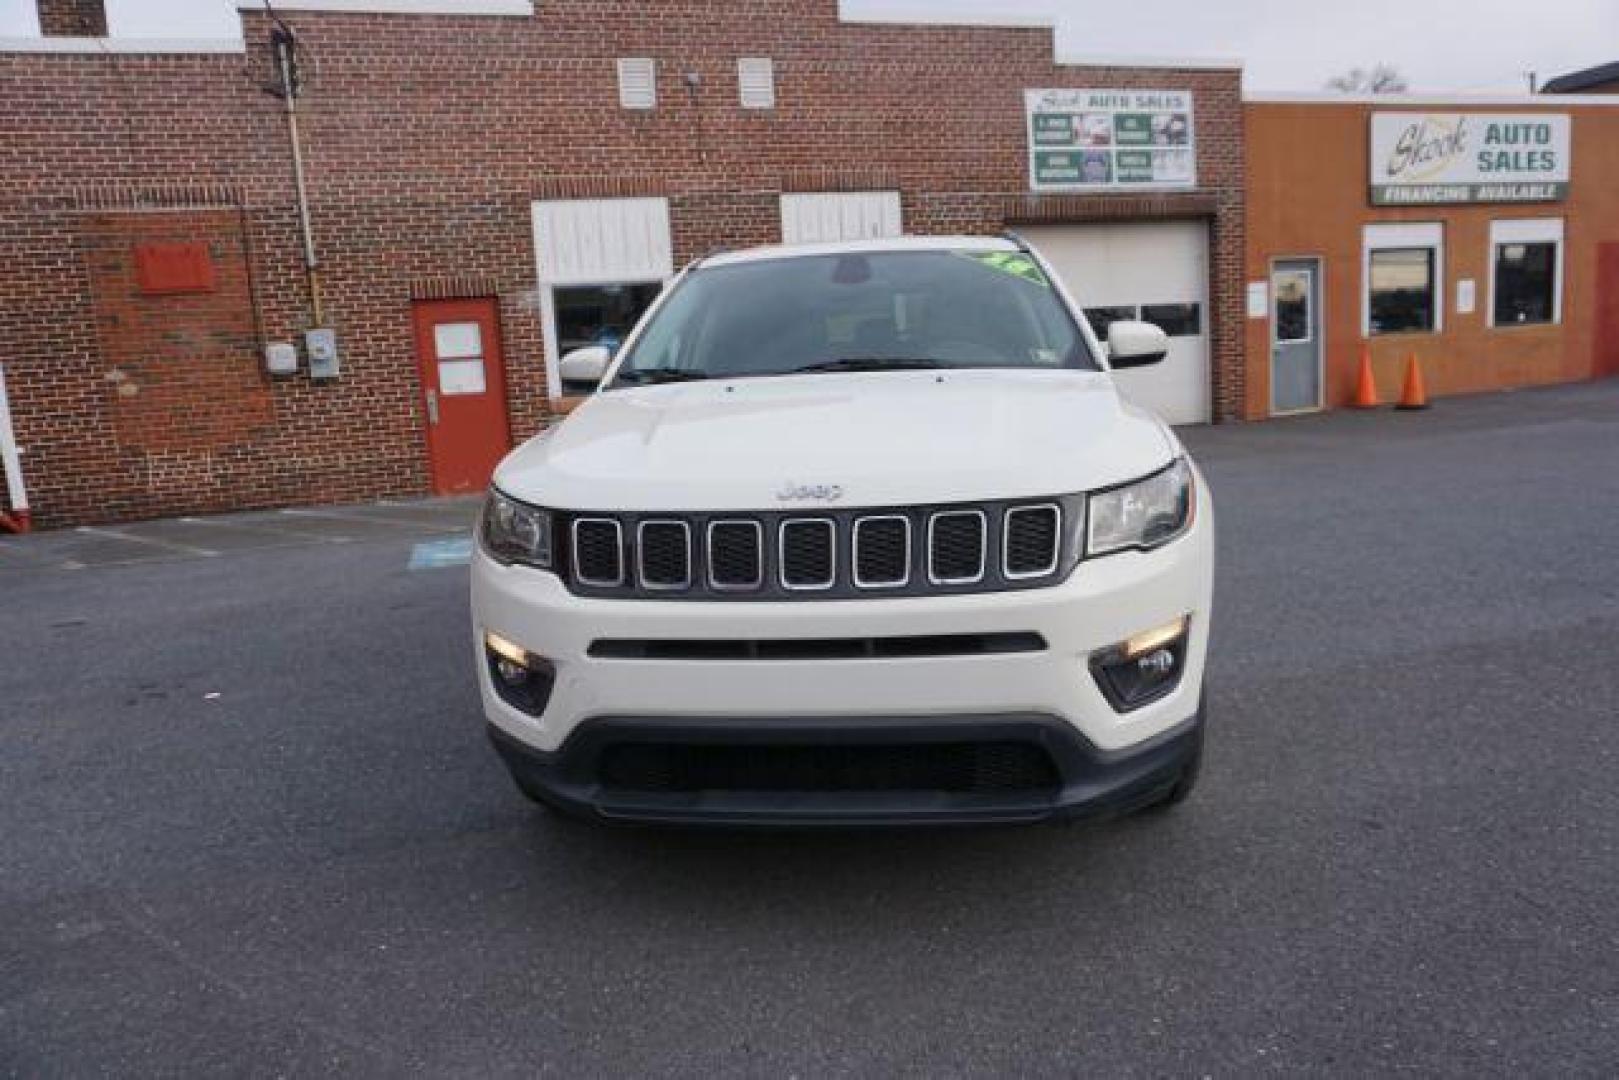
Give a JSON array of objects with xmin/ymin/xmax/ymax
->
[
  {"xmin": 264, "ymin": 342, "xmax": 298, "ymax": 376},
  {"xmin": 305, "ymin": 328, "xmax": 340, "ymax": 380}
]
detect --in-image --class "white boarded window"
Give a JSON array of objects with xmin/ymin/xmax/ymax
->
[
  {"xmin": 738, "ymin": 58, "xmax": 775, "ymax": 109},
  {"xmin": 533, "ymin": 197, "xmax": 674, "ymax": 399},
  {"xmin": 780, "ymin": 191, "xmax": 903, "ymax": 245},
  {"xmin": 617, "ymin": 57, "xmax": 656, "ymax": 109}
]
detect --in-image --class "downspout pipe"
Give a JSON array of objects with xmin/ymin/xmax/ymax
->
[
  {"xmin": 273, "ymin": 22, "xmax": 323, "ymax": 326},
  {"xmin": 0, "ymin": 362, "xmax": 31, "ymax": 533}
]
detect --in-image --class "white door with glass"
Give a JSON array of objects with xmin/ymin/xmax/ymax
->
[{"xmin": 1271, "ymin": 258, "xmax": 1322, "ymax": 414}]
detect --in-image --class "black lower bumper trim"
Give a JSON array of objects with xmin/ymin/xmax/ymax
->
[{"xmin": 487, "ymin": 704, "xmax": 1204, "ymax": 828}]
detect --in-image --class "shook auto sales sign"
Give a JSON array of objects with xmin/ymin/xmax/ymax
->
[
  {"xmin": 1370, "ymin": 112, "xmax": 1570, "ymax": 205},
  {"xmin": 1027, "ymin": 89, "xmax": 1196, "ymax": 192}
]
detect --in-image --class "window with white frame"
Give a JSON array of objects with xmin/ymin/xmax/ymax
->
[
  {"xmin": 532, "ymin": 198, "xmax": 673, "ymax": 397},
  {"xmin": 1364, "ymin": 222, "xmax": 1443, "ymax": 336},
  {"xmin": 1490, "ymin": 218, "xmax": 1563, "ymax": 328}
]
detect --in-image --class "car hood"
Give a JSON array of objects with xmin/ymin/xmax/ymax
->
[{"xmin": 494, "ymin": 369, "xmax": 1178, "ymax": 512}]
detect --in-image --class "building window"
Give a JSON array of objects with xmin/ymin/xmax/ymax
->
[
  {"xmin": 1489, "ymin": 218, "xmax": 1563, "ymax": 328},
  {"xmin": 555, "ymin": 283, "xmax": 662, "ymax": 357},
  {"xmin": 617, "ymin": 58, "xmax": 656, "ymax": 109},
  {"xmin": 1140, "ymin": 302, "xmax": 1202, "ymax": 338},
  {"xmin": 1368, "ymin": 248, "xmax": 1436, "ymax": 334},
  {"xmin": 531, "ymin": 197, "xmax": 674, "ymax": 398},
  {"xmin": 1083, "ymin": 306, "xmax": 1136, "ymax": 338},
  {"xmin": 1272, "ymin": 270, "xmax": 1312, "ymax": 343},
  {"xmin": 1363, "ymin": 221, "xmax": 1443, "ymax": 337}
]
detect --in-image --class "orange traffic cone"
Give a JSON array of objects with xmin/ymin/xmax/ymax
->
[
  {"xmin": 1396, "ymin": 353, "xmax": 1429, "ymax": 411},
  {"xmin": 1352, "ymin": 344, "xmax": 1380, "ymax": 409}
]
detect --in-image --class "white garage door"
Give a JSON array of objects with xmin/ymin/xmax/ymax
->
[{"xmin": 1021, "ymin": 221, "xmax": 1210, "ymax": 425}]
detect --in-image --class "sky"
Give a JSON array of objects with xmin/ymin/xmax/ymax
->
[{"xmin": 0, "ymin": 0, "xmax": 1613, "ymax": 92}]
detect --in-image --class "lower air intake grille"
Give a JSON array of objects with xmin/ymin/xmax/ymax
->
[{"xmin": 598, "ymin": 741, "xmax": 1061, "ymax": 794}]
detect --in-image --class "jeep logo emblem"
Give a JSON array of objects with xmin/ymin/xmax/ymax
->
[{"xmin": 777, "ymin": 482, "xmax": 844, "ymax": 503}]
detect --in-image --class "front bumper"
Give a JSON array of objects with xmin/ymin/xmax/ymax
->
[
  {"xmin": 472, "ymin": 474, "xmax": 1213, "ymax": 824},
  {"xmin": 488, "ymin": 705, "xmax": 1204, "ymax": 827}
]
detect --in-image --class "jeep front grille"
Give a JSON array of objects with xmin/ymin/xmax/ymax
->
[{"xmin": 560, "ymin": 496, "xmax": 1083, "ymax": 601}]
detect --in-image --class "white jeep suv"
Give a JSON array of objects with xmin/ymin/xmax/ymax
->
[{"xmin": 472, "ymin": 236, "xmax": 1213, "ymax": 827}]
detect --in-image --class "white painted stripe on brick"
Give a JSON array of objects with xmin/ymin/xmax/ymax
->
[
  {"xmin": 0, "ymin": 37, "xmax": 246, "ymax": 54},
  {"xmin": 840, "ymin": 8, "xmax": 1055, "ymax": 28},
  {"xmin": 232, "ymin": 0, "xmax": 532, "ymax": 14}
]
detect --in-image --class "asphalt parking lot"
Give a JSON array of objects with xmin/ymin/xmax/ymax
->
[{"xmin": 4, "ymin": 382, "xmax": 1618, "ymax": 1075}]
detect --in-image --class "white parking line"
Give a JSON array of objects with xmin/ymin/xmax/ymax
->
[
  {"xmin": 178, "ymin": 516, "xmax": 354, "ymax": 544},
  {"xmin": 75, "ymin": 526, "xmax": 220, "ymax": 558},
  {"xmin": 280, "ymin": 507, "xmax": 467, "ymax": 532}
]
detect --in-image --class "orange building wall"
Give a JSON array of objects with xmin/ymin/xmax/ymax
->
[{"xmin": 1244, "ymin": 101, "xmax": 1619, "ymax": 418}]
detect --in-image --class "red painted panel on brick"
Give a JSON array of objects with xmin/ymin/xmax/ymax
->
[
  {"xmin": 134, "ymin": 242, "xmax": 215, "ymax": 295},
  {"xmin": 1598, "ymin": 244, "xmax": 1619, "ymax": 379}
]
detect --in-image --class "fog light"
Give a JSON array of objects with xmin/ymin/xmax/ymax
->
[
  {"xmin": 483, "ymin": 631, "xmax": 556, "ymax": 718},
  {"xmin": 1091, "ymin": 616, "xmax": 1190, "ymax": 712}
]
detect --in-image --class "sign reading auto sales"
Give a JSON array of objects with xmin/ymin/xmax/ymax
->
[
  {"xmin": 1026, "ymin": 89, "xmax": 1196, "ymax": 192},
  {"xmin": 1370, "ymin": 113, "xmax": 1570, "ymax": 205}
]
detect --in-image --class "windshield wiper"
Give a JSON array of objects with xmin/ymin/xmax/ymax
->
[
  {"xmin": 789, "ymin": 357, "xmax": 945, "ymax": 374},
  {"xmin": 614, "ymin": 367, "xmax": 711, "ymax": 385}
]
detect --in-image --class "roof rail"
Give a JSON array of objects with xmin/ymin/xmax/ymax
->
[
  {"xmin": 687, "ymin": 245, "xmax": 734, "ymax": 271},
  {"xmin": 1001, "ymin": 230, "xmax": 1033, "ymax": 253}
]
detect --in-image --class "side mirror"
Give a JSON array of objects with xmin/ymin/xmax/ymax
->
[
  {"xmin": 1106, "ymin": 320, "xmax": 1170, "ymax": 368},
  {"xmin": 559, "ymin": 345, "xmax": 612, "ymax": 388}
]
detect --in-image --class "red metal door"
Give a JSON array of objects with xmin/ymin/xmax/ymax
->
[
  {"xmin": 1598, "ymin": 243, "xmax": 1619, "ymax": 379},
  {"xmin": 412, "ymin": 298, "xmax": 512, "ymax": 495}
]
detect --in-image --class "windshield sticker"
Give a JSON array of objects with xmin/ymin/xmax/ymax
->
[{"xmin": 956, "ymin": 250, "xmax": 1051, "ymax": 288}]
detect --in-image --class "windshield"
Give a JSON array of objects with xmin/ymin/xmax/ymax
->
[{"xmin": 608, "ymin": 249, "xmax": 1097, "ymax": 387}]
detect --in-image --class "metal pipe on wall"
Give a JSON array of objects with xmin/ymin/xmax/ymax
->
[
  {"xmin": 274, "ymin": 25, "xmax": 323, "ymax": 326},
  {"xmin": 0, "ymin": 362, "xmax": 32, "ymax": 533}
]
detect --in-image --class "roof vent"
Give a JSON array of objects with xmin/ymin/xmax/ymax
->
[
  {"xmin": 738, "ymin": 57, "xmax": 775, "ymax": 109},
  {"xmin": 617, "ymin": 57, "xmax": 657, "ymax": 110}
]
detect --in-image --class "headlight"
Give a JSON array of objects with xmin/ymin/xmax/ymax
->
[
  {"xmin": 1087, "ymin": 459, "xmax": 1193, "ymax": 557},
  {"xmin": 480, "ymin": 489, "xmax": 554, "ymax": 569}
]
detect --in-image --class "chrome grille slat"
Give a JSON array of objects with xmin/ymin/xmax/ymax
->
[
  {"xmin": 779, "ymin": 518, "xmax": 836, "ymax": 590},
  {"xmin": 1003, "ymin": 504, "xmax": 1061, "ymax": 579},
  {"xmin": 707, "ymin": 519, "xmax": 764, "ymax": 590},
  {"xmin": 561, "ymin": 498, "xmax": 1075, "ymax": 599},
  {"xmin": 637, "ymin": 519, "xmax": 692, "ymax": 590},
  {"xmin": 572, "ymin": 518, "xmax": 625, "ymax": 587},
  {"xmin": 853, "ymin": 515, "xmax": 910, "ymax": 588},
  {"xmin": 927, "ymin": 510, "xmax": 986, "ymax": 585}
]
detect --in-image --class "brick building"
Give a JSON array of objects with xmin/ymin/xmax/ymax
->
[
  {"xmin": 0, "ymin": 0, "xmax": 1248, "ymax": 528},
  {"xmin": 1244, "ymin": 93, "xmax": 1619, "ymax": 417}
]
